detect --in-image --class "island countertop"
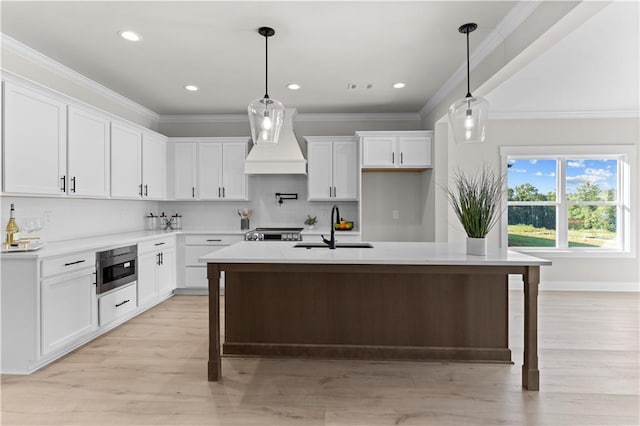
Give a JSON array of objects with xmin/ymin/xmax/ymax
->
[{"xmin": 200, "ymin": 241, "xmax": 551, "ymax": 266}]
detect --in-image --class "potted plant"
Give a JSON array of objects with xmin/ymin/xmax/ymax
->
[
  {"xmin": 304, "ymin": 215, "xmax": 318, "ymax": 230},
  {"xmin": 444, "ymin": 166, "xmax": 505, "ymax": 255}
]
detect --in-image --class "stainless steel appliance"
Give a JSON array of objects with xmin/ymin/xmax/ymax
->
[
  {"xmin": 96, "ymin": 245, "xmax": 137, "ymax": 294},
  {"xmin": 244, "ymin": 227, "xmax": 303, "ymax": 241}
]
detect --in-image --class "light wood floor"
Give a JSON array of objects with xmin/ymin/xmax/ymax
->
[{"xmin": 2, "ymin": 292, "xmax": 638, "ymax": 425}]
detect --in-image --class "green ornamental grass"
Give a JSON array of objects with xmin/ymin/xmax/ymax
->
[{"xmin": 445, "ymin": 166, "xmax": 506, "ymax": 238}]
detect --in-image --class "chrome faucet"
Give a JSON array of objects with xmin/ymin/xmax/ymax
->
[{"xmin": 322, "ymin": 204, "xmax": 340, "ymax": 249}]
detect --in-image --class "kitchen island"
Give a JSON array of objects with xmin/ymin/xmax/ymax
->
[{"xmin": 202, "ymin": 241, "xmax": 551, "ymax": 390}]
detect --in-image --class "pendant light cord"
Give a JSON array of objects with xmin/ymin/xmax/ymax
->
[
  {"xmin": 264, "ymin": 34, "xmax": 269, "ymax": 99},
  {"xmin": 465, "ymin": 27, "xmax": 471, "ymax": 98}
]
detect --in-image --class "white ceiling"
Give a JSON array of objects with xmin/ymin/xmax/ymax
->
[
  {"xmin": 486, "ymin": 1, "xmax": 640, "ymax": 117},
  {"xmin": 1, "ymin": 1, "xmax": 520, "ymax": 115},
  {"xmin": 3, "ymin": 1, "xmax": 633, "ymax": 119}
]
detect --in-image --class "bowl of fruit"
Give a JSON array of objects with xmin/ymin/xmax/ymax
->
[{"xmin": 334, "ymin": 220, "xmax": 354, "ymax": 231}]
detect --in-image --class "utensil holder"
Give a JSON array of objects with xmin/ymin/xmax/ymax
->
[{"xmin": 241, "ymin": 218, "xmax": 250, "ymax": 230}]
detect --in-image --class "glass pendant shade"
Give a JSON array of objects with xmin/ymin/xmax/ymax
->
[
  {"xmin": 248, "ymin": 97, "xmax": 284, "ymax": 144},
  {"xmin": 448, "ymin": 95, "xmax": 489, "ymax": 143}
]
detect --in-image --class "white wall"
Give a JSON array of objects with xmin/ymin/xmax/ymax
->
[{"xmin": 0, "ymin": 197, "xmax": 157, "ymax": 243}]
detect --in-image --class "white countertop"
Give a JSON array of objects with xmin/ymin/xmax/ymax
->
[{"xmin": 200, "ymin": 241, "xmax": 552, "ymax": 267}]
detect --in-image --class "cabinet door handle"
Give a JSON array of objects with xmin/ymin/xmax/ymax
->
[
  {"xmin": 329, "ymin": 186, "xmax": 332, "ymax": 197},
  {"xmin": 333, "ymin": 186, "xmax": 336, "ymax": 197},
  {"xmin": 218, "ymin": 187, "xmax": 221, "ymax": 198},
  {"xmin": 222, "ymin": 187, "xmax": 225, "ymax": 198},
  {"xmin": 144, "ymin": 184, "xmax": 148, "ymax": 197},
  {"xmin": 159, "ymin": 252, "xmax": 164, "ymax": 265},
  {"xmin": 139, "ymin": 184, "xmax": 143, "ymax": 197},
  {"xmin": 206, "ymin": 239, "xmax": 222, "ymax": 242},
  {"xmin": 70, "ymin": 176, "xmax": 76, "ymax": 193},
  {"xmin": 60, "ymin": 176, "xmax": 66, "ymax": 192},
  {"xmin": 64, "ymin": 259, "xmax": 86, "ymax": 266},
  {"xmin": 154, "ymin": 242, "xmax": 165, "ymax": 246},
  {"xmin": 400, "ymin": 152, "xmax": 404, "ymax": 164},
  {"xmin": 115, "ymin": 299, "xmax": 130, "ymax": 308},
  {"xmin": 192, "ymin": 187, "xmax": 195, "ymax": 198},
  {"xmin": 392, "ymin": 152, "xmax": 395, "ymax": 164},
  {"xmin": 156, "ymin": 252, "xmax": 161, "ymax": 265}
]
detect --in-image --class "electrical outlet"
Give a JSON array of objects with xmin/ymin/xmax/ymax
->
[{"xmin": 392, "ymin": 210, "xmax": 399, "ymax": 220}]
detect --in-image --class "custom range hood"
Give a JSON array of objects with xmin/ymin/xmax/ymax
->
[{"xmin": 244, "ymin": 108, "xmax": 307, "ymax": 175}]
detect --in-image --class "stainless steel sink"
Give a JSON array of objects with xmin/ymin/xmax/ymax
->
[{"xmin": 294, "ymin": 242, "xmax": 374, "ymax": 249}]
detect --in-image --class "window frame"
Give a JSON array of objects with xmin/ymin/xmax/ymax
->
[{"xmin": 500, "ymin": 145, "xmax": 636, "ymax": 258}]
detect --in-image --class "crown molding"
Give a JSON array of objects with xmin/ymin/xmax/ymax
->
[
  {"xmin": 159, "ymin": 114, "xmax": 248, "ymax": 124},
  {"xmin": 489, "ymin": 110, "xmax": 640, "ymax": 120},
  {"xmin": 418, "ymin": 0, "xmax": 542, "ymax": 118},
  {"xmin": 159, "ymin": 112, "xmax": 422, "ymax": 124},
  {"xmin": 1, "ymin": 33, "xmax": 159, "ymax": 122}
]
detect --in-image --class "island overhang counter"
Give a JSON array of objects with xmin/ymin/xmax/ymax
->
[{"xmin": 202, "ymin": 241, "xmax": 551, "ymax": 391}]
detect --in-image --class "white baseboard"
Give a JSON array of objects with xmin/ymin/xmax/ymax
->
[{"xmin": 508, "ymin": 276, "xmax": 639, "ymax": 292}]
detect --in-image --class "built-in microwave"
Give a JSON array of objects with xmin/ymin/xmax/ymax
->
[{"xmin": 96, "ymin": 245, "xmax": 137, "ymax": 294}]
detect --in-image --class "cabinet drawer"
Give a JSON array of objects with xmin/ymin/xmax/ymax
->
[
  {"xmin": 185, "ymin": 266, "xmax": 208, "ymax": 288},
  {"xmin": 99, "ymin": 283, "xmax": 137, "ymax": 326},
  {"xmin": 138, "ymin": 236, "xmax": 175, "ymax": 254},
  {"xmin": 184, "ymin": 235, "xmax": 242, "ymax": 246},
  {"xmin": 41, "ymin": 251, "xmax": 95, "ymax": 278},
  {"xmin": 185, "ymin": 245, "xmax": 226, "ymax": 266}
]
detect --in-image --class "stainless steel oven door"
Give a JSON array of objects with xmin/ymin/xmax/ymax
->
[{"xmin": 96, "ymin": 245, "xmax": 137, "ymax": 294}]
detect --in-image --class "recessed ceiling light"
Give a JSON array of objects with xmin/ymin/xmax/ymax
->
[
  {"xmin": 184, "ymin": 85, "xmax": 199, "ymax": 92},
  {"xmin": 118, "ymin": 30, "xmax": 142, "ymax": 42},
  {"xmin": 393, "ymin": 82, "xmax": 406, "ymax": 89},
  {"xmin": 286, "ymin": 83, "xmax": 301, "ymax": 90}
]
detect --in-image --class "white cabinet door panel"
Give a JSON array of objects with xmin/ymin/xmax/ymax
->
[
  {"xmin": 41, "ymin": 269, "xmax": 97, "ymax": 355},
  {"xmin": 111, "ymin": 122, "xmax": 142, "ymax": 198},
  {"xmin": 307, "ymin": 141, "xmax": 333, "ymax": 200},
  {"xmin": 221, "ymin": 142, "xmax": 248, "ymax": 200},
  {"xmin": 157, "ymin": 248, "xmax": 176, "ymax": 295},
  {"xmin": 174, "ymin": 143, "xmax": 197, "ymax": 200},
  {"xmin": 142, "ymin": 134, "xmax": 166, "ymax": 199},
  {"xmin": 3, "ymin": 82, "xmax": 67, "ymax": 195},
  {"xmin": 137, "ymin": 252, "xmax": 158, "ymax": 307},
  {"xmin": 67, "ymin": 106, "xmax": 110, "ymax": 197},
  {"xmin": 398, "ymin": 136, "xmax": 431, "ymax": 167},
  {"xmin": 362, "ymin": 137, "xmax": 395, "ymax": 167},
  {"xmin": 198, "ymin": 143, "xmax": 223, "ymax": 200},
  {"xmin": 333, "ymin": 141, "xmax": 358, "ymax": 199}
]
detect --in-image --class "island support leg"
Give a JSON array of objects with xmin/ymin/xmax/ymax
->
[
  {"xmin": 207, "ymin": 264, "xmax": 221, "ymax": 381},
  {"xmin": 522, "ymin": 265, "xmax": 540, "ymax": 390}
]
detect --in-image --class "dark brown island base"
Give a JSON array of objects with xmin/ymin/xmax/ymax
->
[{"xmin": 204, "ymin": 242, "xmax": 550, "ymax": 391}]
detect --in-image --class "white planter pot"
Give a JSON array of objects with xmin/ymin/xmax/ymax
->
[
  {"xmin": 307, "ymin": 225, "xmax": 315, "ymax": 230},
  {"xmin": 466, "ymin": 237, "xmax": 487, "ymax": 256}
]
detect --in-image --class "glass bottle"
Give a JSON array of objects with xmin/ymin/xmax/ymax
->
[{"xmin": 5, "ymin": 203, "xmax": 20, "ymax": 245}]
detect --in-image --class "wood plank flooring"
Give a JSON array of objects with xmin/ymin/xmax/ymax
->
[{"xmin": 2, "ymin": 291, "xmax": 638, "ymax": 425}]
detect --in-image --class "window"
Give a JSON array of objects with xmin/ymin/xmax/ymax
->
[{"xmin": 500, "ymin": 146, "xmax": 635, "ymax": 255}]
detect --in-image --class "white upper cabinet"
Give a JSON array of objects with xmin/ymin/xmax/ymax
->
[
  {"xmin": 171, "ymin": 138, "xmax": 249, "ymax": 201},
  {"xmin": 358, "ymin": 131, "xmax": 433, "ymax": 170},
  {"xmin": 110, "ymin": 121, "xmax": 143, "ymax": 199},
  {"xmin": 142, "ymin": 133, "xmax": 167, "ymax": 200},
  {"xmin": 67, "ymin": 106, "xmax": 110, "ymax": 197},
  {"xmin": 173, "ymin": 142, "xmax": 197, "ymax": 200},
  {"xmin": 306, "ymin": 136, "xmax": 358, "ymax": 201},
  {"xmin": 3, "ymin": 81, "xmax": 67, "ymax": 195}
]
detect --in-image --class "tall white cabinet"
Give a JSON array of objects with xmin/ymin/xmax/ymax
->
[
  {"xmin": 3, "ymin": 81, "xmax": 67, "ymax": 195},
  {"xmin": 171, "ymin": 137, "xmax": 249, "ymax": 201},
  {"xmin": 305, "ymin": 136, "xmax": 358, "ymax": 201}
]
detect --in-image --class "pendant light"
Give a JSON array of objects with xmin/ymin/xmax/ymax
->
[
  {"xmin": 448, "ymin": 23, "xmax": 489, "ymax": 144},
  {"xmin": 248, "ymin": 26, "xmax": 284, "ymax": 145}
]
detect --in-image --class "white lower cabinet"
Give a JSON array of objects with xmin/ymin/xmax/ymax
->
[
  {"xmin": 181, "ymin": 234, "xmax": 242, "ymax": 289},
  {"xmin": 41, "ymin": 265, "xmax": 97, "ymax": 356},
  {"xmin": 98, "ymin": 283, "xmax": 137, "ymax": 326},
  {"xmin": 137, "ymin": 236, "xmax": 176, "ymax": 307}
]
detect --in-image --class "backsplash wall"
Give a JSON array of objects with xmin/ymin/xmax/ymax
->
[
  {"xmin": 160, "ymin": 175, "xmax": 358, "ymax": 232},
  {"xmin": 0, "ymin": 197, "xmax": 157, "ymax": 242}
]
